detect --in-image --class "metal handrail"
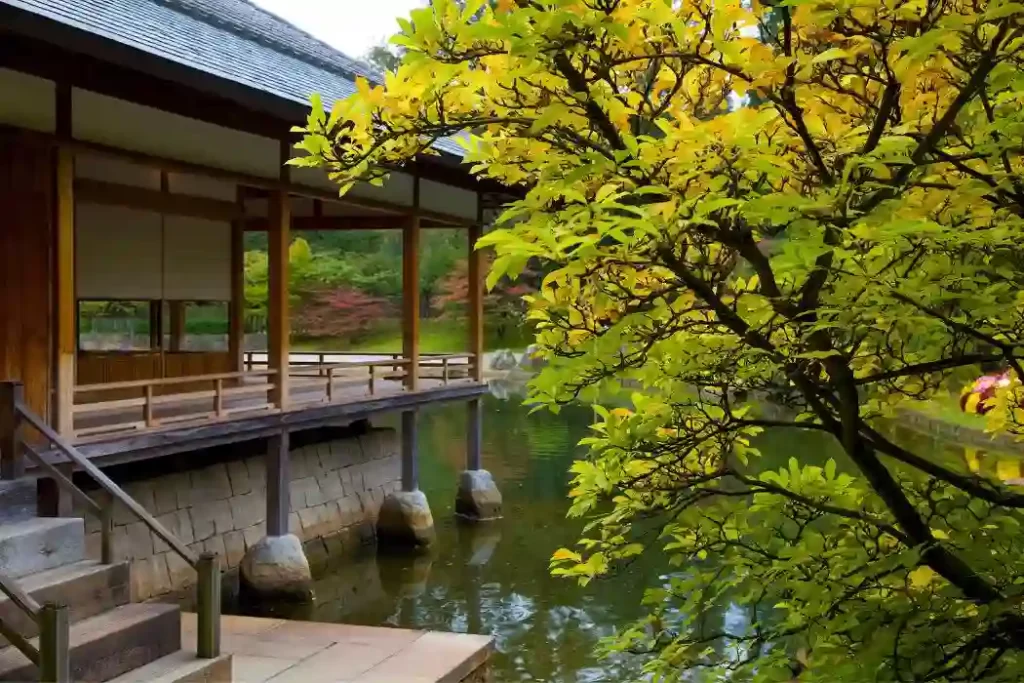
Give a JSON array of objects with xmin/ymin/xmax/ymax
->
[{"xmin": 6, "ymin": 391, "xmax": 221, "ymax": 665}]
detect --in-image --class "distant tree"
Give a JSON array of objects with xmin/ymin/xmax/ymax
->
[{"xmin": 292, "ymin": 286, "xmax": 393, "ymax": 340}]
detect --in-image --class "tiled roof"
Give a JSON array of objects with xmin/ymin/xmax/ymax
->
[{"xmin": 2, "ymin": 0, "xmax": 464, "ymax": 156}]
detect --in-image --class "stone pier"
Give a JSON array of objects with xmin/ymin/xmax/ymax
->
[
  {"xmin": 377, "ymin": 410, "xmax": 436, "ymax": 549},
  {"xmin": 74, "ymin": 424, "xmax": 401, "ymax": 601},
  {"xmin": 455, "ymin": 399, "xmax": 503, "ymax": 522}
]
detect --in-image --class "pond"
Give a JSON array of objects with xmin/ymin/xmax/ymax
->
[{"xmin": 227, "ymin": 391, "xmax": 1024, "ymax": 682}]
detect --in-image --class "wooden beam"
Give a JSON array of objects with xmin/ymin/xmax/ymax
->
[
  {"xmin": 229, "ymin": 190, "xmax": 245, "ymax": 373},
  {"xmin": 75, "ymin": 179, "xmax": 242, "ymax": 222},
  {"xmin": 268, "ymin": 142, "xmax": 291, "ymax": 408},
  {"xmin": 468, "ymin": 222, "xmax": 484, "ymax": 382},
  {"xmin": 402, "ymin": 215, "xmax": 420, "ymax": 391},
  {"xmin": 244, "ymin": 215, "xmax": 410, "ymax": 232},
  {"xmin": 54, "ymin": 83, "xmax": 75, "ymax": 436}
]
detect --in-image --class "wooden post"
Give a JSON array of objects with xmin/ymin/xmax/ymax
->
[
  {"xmin": 148, "ymin": 301, "xmax": 162, "ymax": 349},
  {"xmin": 401, "ymin": 410, "xmax": 418, "ymax": 492},
  {"xmin": 196, "ymin": 552, "xmax": 221, "ymax": 659},
  {"xmin": 467, "ymin": 398, "xmax": 482, "ymax": 471},
  {"xmin": 0, "ymin": 381, "xmax": 24, "ymax": 480},
  {"xmin": 55, "ymin": 146, "xmax": 75, "ymax": 437},
  {"xmin": 168, "ymin": 302, "xmax": 185, "ymax": 352},
  {"xmin": 37, "ymin": 463, "xmax": 73, "ymax": 517},
  {"xmin": 266, "ymin": 431, "xmax": 290, "ymax": 536},
  {"xmin": 402, "ymin": 216, "xmax": 420, "ymax": 391},
  {"xmin": 38, "ymin": 602, "xmax": 69, "ymax": 683},
  {"xmin": 229, "ymin": 186, "xmax": 246, "ymax": 373},
  {"xmin": 269, "ymin": 141, "xmax": 291, "ymax": 408},
  {"xmin": 468, "ymin": 221, "xmax": 484, "ymax": 383}
]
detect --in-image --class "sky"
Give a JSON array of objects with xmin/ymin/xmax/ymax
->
[{"xmin": 253, "ymin": 0, "xmax": 426, "ymax": 59}]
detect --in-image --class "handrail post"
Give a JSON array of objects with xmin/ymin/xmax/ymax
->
[
  {"xmin": 144, "ymin": 384, "xmax": 155, "ymax": 427},
  {"xmin": 368, "ymin": 365, "xmax": 376, "ymax": 395},
  {"xmin": 215, "ymin": 379, "xmax": 225, "ymax": 418},
  {"xmin": 38, "ymin": 602, "xmax": 70, "ymax": 683},
  {"xmin": 326, "ymin": 368, "xmax": 334, "ymax": 403},
  {"xmin": 442, "ymin": 357, "xmax": 450, "ymax": 386},
  {"xmin": 0, "ymin": 381, "xmax": 24, "ymax": 480},
  {"xmin": 100, "ymin": 505, "xmax": 114, "ymax": 565},
  {"xmin": 196, "ymin": 552, "xmax": 221, "ymax": 659}
]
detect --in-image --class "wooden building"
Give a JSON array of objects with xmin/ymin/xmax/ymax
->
[{"xmin": 0, "ymin": 0, "xmax": 494, "ymax": 466}]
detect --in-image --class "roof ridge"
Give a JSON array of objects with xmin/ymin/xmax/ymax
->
[{"xmin": 155, "ymin": 0, "xmax": 371, "ymax": 82}]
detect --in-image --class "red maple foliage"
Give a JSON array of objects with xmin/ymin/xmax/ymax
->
[{"xmin": 292, "ymin": 287, "xmax": 393, "ymax": 339}]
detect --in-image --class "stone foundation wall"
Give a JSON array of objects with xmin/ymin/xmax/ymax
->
[{"xmin": 74, "ymin": 428, "xmax": 401, "ymax": 600}]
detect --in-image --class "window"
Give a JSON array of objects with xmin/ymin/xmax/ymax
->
[{"xmin": 78, "ymin": 300, "xmax": 155, "ymax": 351}]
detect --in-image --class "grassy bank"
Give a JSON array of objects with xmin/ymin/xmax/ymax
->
[{"xmin": 293, "ymin": 318, "xmax": 533, "ymax": 354}]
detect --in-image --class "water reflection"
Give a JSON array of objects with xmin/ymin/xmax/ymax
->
[{"xmin": 226, "ymin": 394, "xmax": 1024, "ymax": 682}]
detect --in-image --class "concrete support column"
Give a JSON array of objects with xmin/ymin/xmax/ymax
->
[
  {"xmin": 455, "ymin": 398, "xmax": 503, "ymax": 522},
  {"xmin": 240, "ymin": 430, "xmax": 313, "ymax": 602},
  {"xmin": 378, "ymin": 409, "xmax": 435, "ymax": 549}
]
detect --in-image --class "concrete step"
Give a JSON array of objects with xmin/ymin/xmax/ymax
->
[
  {"xmin": 0, "ymin": 602, "xmax": 181, "ymax": 682},
  {"xmin": 0, "ymin": 560, "xmax": 130, "ymax": 643},
  {"xmin": 107, "ymin": 651, "xmax": 232, "ymax": 683},
  {"xmin": 0, "ymin": 516, "xmax": 85, "ymax": 578}
]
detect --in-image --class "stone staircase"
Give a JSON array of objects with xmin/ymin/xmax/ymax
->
[{"xmin": 0, "ymin": 479, "xmax": 231, "ymax": 682}]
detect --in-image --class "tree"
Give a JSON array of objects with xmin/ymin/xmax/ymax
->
[
  {"xmin": 294, "ymin": 0, "xmax": 1024, "ymax": 679},
  {"xmin": 292, "ymin": 286, "xmax": 393, "ymax": 340}
]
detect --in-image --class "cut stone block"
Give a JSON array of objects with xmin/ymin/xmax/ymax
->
[{"xmin": 0, "ymin": 516, "xmax": 85, "ymax": 578}]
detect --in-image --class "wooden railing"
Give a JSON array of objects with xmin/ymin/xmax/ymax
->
[
  {"xmin": 0, "ymin": 381, "xmax": 220, "ymax": 678},
  {"xmin": 0, "ymin": 574, "xmax": 67, "ymax": 682},
  {"xmin": 72, "ymin": 369, "xmax": 278, "ymax": 439},
  {"xmin": 68, "ymin": 353, "xmax": 479, "ymax": 441}
]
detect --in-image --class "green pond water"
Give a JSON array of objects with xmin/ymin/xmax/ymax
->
[{"xmin": 224, "ymin": 392, "xmax": 1023, "ymax": 682}]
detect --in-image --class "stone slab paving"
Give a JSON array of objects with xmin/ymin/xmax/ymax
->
[{"xmin": 181, "ymin": 613, "xmax": 493, "ymax": 683}]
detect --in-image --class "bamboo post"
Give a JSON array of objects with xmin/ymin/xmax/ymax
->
[
  {"xmin": 196, "ymin": 553, "xmax": 221, "ymax": 659},
  {"xmin": 38, "ymin": 602, "xmax": 70, "ymax": 683},
  {"xmin": 402, "ymin": 215, "xmax": 420, "ymax": 391},
  {"xmin": 0, "ymin": 381, "xmax": 24, "ymax": 480}
]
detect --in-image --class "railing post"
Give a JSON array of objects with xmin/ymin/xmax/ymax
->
[
  {"xmin": 144, "ymin": 385, "xmax": 155, "ymax": 428},
  {"xmin": 0, "ymin": 381, "xmax": 25, "ymax": 480},
  {"xmin": 196, "ymin": 552, "xmax": 221, "ymax": 659},
  {"xmin": 100, "ymin": 506, "xmax": 114, "ymax": 565},
  {"xmin": 326, "ymin": 368, "xmax": 334, "ymax": 403},
  {"xmin": 215, "ymin": 379, "xmax": 225, "ymax": 418},
  {"xmin": 38, "ymin": 602, "xmax": 70, "ymax": 683},
  {"xmin": 442, "ymin": 358, "xmax": 450, "ymax": 386}
]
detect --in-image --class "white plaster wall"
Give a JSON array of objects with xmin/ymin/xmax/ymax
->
[
  {"xmin": 163, "ymin": 217, "xmax": 231, "ymax": 301},
  {"xmin": 0, "ymin": 68, "xmax": 55, "ymax": 132},
  {"xmin": 76, "ymin": 203, "xmax": 164, "ymax": 300},
  {"xmin": 72, "ymin": 88, "xmax": 280, "ymax": 178}
]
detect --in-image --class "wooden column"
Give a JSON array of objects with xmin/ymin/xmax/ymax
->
[
  {"xmin": 168, "ymin": 302, "xmax": 185, "ymax": 352},
  {"xmin": 402, "ymin": 216, "xmax": 420, "ymax": 391},
  {"xmin": 266, "ymin": 431, "xmax": 290, "ymax": 536},
  {"xmin": 468, "ymin": 222, "xmax": 484, "ymax": 383},
  {"xmin": 54, "ymin": 148, "xmax": 75, "ymax": 436},
  {"xmin": 401, "ymin": 410, "xmax": 418, "ymax": 491},
  {"xmin": 0, "ymin": 382, "xmax": 24, "ymax": 480},
  {"xmin": 228, "ymin": 206, "xmax": 245, "ymax": 373},
  {"xmin": 466, "ymin": 398, "xmax": 483, "ymax": 471},
  {"xmin": 268, "ymin": 186, "xmax": 290, "ymax": 408},
  {"xmin": 148, "ymin": 301, "xmax": 162, "ymax": 349}
]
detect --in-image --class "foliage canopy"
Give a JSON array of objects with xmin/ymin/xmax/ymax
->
[{"xmin": 296, "ymin": 0, "xmax": 1024, "ymax": 679}]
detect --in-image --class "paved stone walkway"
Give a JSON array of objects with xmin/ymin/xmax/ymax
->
[{"xmin": 181, "ymin": 613, "xmax": 492, "ymax": 683}]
